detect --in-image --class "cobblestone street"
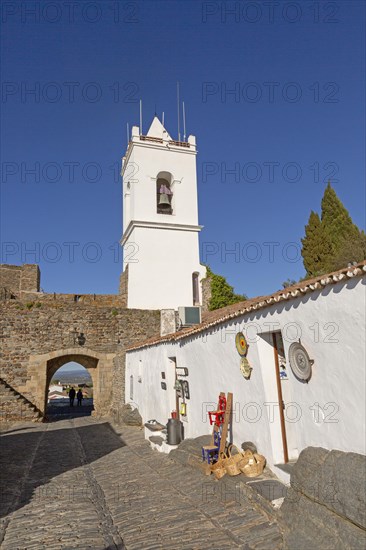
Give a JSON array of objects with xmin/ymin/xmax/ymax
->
[{"xmin": 0, "ymin": 414, "xmax": 283, "ymax": 549}]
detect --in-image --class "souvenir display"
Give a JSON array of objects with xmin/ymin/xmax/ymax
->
[
  {"xmin": 279, "ymin": 364, "xmax": 288, "ymax": 380},
  {"xmin": 240, "ymin": 356, "xmax": 253, "ymax": 379},
  {"xmin": 235, "ymin": 331, "xmax": 248, "ymax": 356},
  {"xmin": 288, "ymin": 342, "xmax": 314, "ymax": 381}
]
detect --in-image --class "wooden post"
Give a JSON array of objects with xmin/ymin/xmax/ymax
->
[
  {"xmin": 209, "ymin": 392, "xmax": 225, "ymax": 446},
  {"xmin": 219, "ymin": 392, "xmax": 232, "ymax": 454},
  {"xmin": 272, "ymin": 333, "xmax": 289, "ymax": 463},
  {"xmin": 174, "ymin": 363, "xmax": 180, "ymax": 420}
]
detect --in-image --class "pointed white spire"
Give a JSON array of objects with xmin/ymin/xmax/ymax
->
[{"xmin": 146, "ymin": 116, "xmax": 172, "ymax": 140}]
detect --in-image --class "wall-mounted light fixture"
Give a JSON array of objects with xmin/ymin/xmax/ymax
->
[{"xmin": 72, "ymin": 329, "xmax": 86, "ymax": 346}]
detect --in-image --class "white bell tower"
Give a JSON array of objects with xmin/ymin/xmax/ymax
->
[{"xmin": 120, "ymin": 116, "xmax": 206, "ymax": 310}]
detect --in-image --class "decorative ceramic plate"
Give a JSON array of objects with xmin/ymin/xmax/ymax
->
[
  {"xmin": 288, "ymin": 342, "xmax": 313, "ymax": 381},
  {"xmin": 235, "ymin": 332, "xmax": 248, "ymax": 356},
  {"xmin": 240, "ymin": 357, "xmax": 253, "ymax": 379}
]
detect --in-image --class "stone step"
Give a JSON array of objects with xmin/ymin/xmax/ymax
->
[
  {"xmin": 0, "ymin": 378, "xmax": 43, "ymax": 422},
  {"xmin": 0, "ymin": 393, "xmax": 21, "ymax": 401},
  {"xmin": 0, "ymin": 397, "xmax": 17, "ymax": 404}
]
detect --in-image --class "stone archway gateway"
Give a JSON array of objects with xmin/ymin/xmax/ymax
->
[
  {"xmin": 0, "ymin": 263, "xmax": 162, "ymax": 422},
  {"xmin": 27, "ymin": 348, "xmax": 116, "ymax": 417}
]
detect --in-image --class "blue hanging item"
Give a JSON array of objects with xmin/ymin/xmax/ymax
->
[{"xmin": 201, "ymin": 428, "xmax": 222, "ymax": 464}]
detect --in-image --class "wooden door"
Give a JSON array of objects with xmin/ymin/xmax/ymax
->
[{"xmin": 272, "ymin": 333, "xmax": 289, "ymax": 463}]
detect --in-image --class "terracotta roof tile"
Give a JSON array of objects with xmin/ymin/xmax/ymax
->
[{"xmin": 126, "ymin": 261, "xmax": 366, "ymax": 352}]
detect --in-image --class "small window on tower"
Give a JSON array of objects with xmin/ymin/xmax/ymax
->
[
  {"xmin": 192, "ymin": 272, "xmax": 200, "ymax": 305},
  {"xmin": 130, "ymin": 375, "xmax": 134, "ymax": 400},
  {"xmin": 157, "ymin": 178, "xmax": 173, "ymax": 215}
]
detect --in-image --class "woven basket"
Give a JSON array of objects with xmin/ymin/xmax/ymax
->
[
  {"xmin": 236, "ymin": 449, "xmax": 253, "ymax": 469},
  {"xmin": 225, "ymin": 447, "xmax": 241, "ymax": 476},
  {"xmin": 240, "ymin": 453, "xmax": 266, "ymax": 477},
  {"xmin": 211, "ymin": 452, "xmax": 226, "ymax": 471},
  {"xmin": 213, "ymin": 464, "xmax": 226, "ymax": 480},
  {"xmin": 211, "ymin": 452, "xmax": 227, "ymax": 479},
  {"xmin": 227, "ymin": 444, "xmax": 246, "ymax": 464}
]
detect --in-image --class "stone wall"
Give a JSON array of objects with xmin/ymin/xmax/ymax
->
[
  {"xmin": 0, "ymin": 264, "xmax": 40, "ymax": 295},
  {"xmin": 13, "ymin": 292, "xmax": 125, "ymax": 306},
  {"xmin": 119, "ymin": 265, "xmax": 129, "ymax": 308},
  {"xmin": 160, "ymin": 309, "xmax": 176, "ymax": 336},
  {"xmin": 0, "ymin": 265, "xmax": 21, "ymax": 293},
  {"xmin": 0, "ymin": 292, "xmax": 160, "ymax": 419},
  {"xmin": 280, "ymin": 447, "xmax": 366, "ymax": 549},
  {"xmin": 201, "ymin": 276, "xmax": 212, "ymax": 314},
  {"xmin": 20, "ymin": 264, "xmax": 40, "ymax": 292},
  {"xmin": 0, "ymin": 378, "xmax": 42, "ymax": 421}
]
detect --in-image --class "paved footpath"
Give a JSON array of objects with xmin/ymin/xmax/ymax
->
[{"xmin": 0, "ymin": 415, "xmax": 283, "ymax": 549}]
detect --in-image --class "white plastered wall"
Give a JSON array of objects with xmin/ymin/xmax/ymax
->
[
  {"xmin": 126, "ymin": 277, "xmax": 366, "ymax": 472},
  {"xmin": 126, "ymin": 226, "xmax": 205, "ymax": 310},
  {"xmin": 121, "ymin": 123, "xmax": 205, "ymax": 310},
  {"xmin": 122, "ymin": 142, "xmax": 199, "ymax": 229}
]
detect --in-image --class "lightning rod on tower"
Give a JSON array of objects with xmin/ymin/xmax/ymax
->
[
  {"xmin": 182, "ymin": 101, "xmax": 186, "ymax": 142},
  {"xmin": 139, "ymin": 99, "xmax": 142, "ymax": 135},
  {"xmin": 177, "ymin": 82, "xmax": 181, "ymax": 141}
]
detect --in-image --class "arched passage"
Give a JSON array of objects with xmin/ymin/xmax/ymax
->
[
  {"xmin": 47, "ymin": 360, "xmax": 94, "ymax": 417},
  {"xmin": 27, "ymin": 347, "xmax": 116, "ymax": 418}
]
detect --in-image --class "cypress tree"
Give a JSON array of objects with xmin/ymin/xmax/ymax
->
[
  {"xmin": 301, "ymin": 183, "xmax": 366, "ymax": 277},
  {"xmin": 332, "ymin": 230, "xmax": 366, "ymax": 270},
  {"xmin": 321, "ymin": 183, "xmax": 357, "ymax": 244},
  {"xmin": 301, "ymin": 210, "xmax": 333, "ymax": 276},
  {"xmin": 321, "ymin": 182, "xmax": 365, "ymax": 270}
]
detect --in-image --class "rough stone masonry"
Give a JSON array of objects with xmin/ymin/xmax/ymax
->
[{"xmin": 0, "ymin": 264, "xmax": 161, "ymax": 421}]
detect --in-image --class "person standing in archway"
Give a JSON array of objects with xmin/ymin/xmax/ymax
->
[
  {"xmin": 77, "ymin": 389, "xmax": 83, "ymax": 406},
  {"xmin": 69, "ymin": 387, "xmax": 76, "ymax": 407}
]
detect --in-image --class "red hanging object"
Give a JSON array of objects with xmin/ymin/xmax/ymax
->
[{"xmin": 208, "ymin": 395, "xmax": 227, "ymax": 427}]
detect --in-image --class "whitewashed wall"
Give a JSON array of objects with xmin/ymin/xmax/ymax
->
[
  {"xmin": 126, "ymin": 226, "xmax": 205, "ymax": 310},
  {"xmin": 121, "ymin": 120, "xmax": 206, "ymax": 310},
  {"xmin": 122, "ymin": 122, "xmax": 199, "ymax": 231},
  {"xmin": 126, "ymin": 277, "xmax": 366, "ymax": 475}
]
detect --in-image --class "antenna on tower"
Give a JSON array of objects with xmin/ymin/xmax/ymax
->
[
  {"xmin": 162, "ymin": 112, "xmax": 165, "ymax": 127},
  {"xmin": 177, "ymin": 82, "xmax": 181, "ymax": 141},
  {"xmin": 182, "ymin": 101, "xmax": 186, "ymax": 142},
  {"xmin": 139, "ymin": 99, "xmax": 142, "ymax": 135},
  {"xmin": 126, "ymin": 123, "xmax": 129, "ymax": 145}
]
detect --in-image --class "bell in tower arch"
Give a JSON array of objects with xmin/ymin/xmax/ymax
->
[
  {"xmin": 158, "ymin": 193, "xmax": 171, "ymax": 209},
  {"xmin": 157, "ymin": 178, "xmax": 173, "ymax": 214}
]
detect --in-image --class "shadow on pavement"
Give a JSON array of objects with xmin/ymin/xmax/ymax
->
[
  {"xmin": 0, "ymin": 426, "xmax": 35, "ymax": 435},
  {"xmin": 46, "ymin": 398, "xmax": 94, "ymax": 421},
  {"xmin": 0, "ymin": 420, "xmax": 126, "ymax": 519}
]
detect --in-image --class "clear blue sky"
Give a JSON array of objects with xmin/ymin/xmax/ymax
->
[{"xmin": 1, "ymin": 0, "xmax": 365, "ymax": 298}]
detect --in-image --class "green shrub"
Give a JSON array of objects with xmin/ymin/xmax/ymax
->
[{"xmin": 205, "ymin": 266, "xmax": 247, "ymax": 311}]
